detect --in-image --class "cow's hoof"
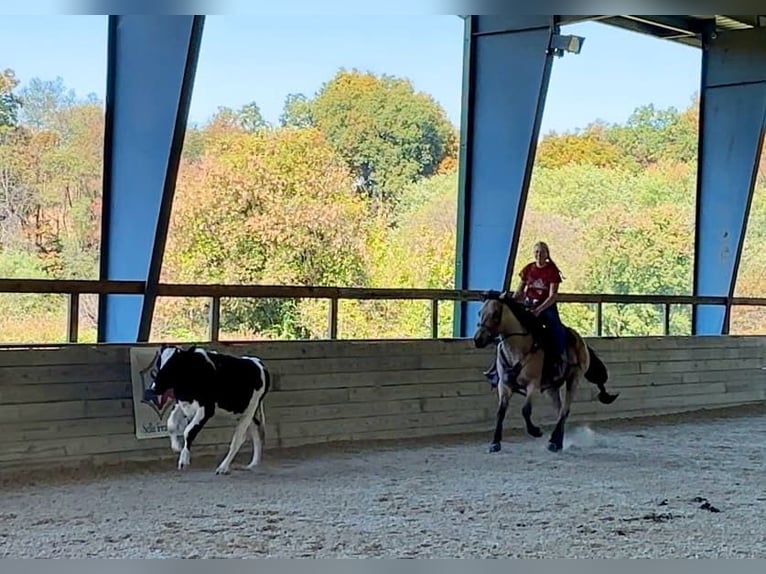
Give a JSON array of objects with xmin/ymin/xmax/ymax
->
[{"xmin": 177, "ymin": 448, "xmax": 191, "ymax": 470}]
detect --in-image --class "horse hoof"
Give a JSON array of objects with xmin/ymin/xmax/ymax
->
[
  {"xmin": 489, "ymin": 442, "xmax": 501, "ymax": 453},
  {"xmin": 527, "ymin": 426, "xmax": 543, "ymax": 439},
  {"xmin": 547, "ymin": 442, "xmax": 562, "ymax": 453}
]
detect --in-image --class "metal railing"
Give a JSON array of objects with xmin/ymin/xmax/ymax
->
[{"xmin": 1, "ymin": 278, "xmax": 764, "ymax": 343}]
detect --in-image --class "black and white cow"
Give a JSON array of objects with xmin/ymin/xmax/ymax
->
[{"xmin": 143, "ymin": 344, "xmax": 270, "ymax": 475}]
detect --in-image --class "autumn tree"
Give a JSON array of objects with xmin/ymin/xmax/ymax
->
[
  {"xmin": 0, "ymin": 70, "xmax": 104, "ymax": 340},
  {"xmin": 581, "ymin": 203, "xmax": 694, "ymax": 335},
  {"xmin": 18, "ymin": 76, "xmax": 78, "ymax": 131},
  {"xmin": 518, "ymin": 152, "xmax": 698, "ymax": 336},
  {"xmin": 1, "ymin": 68, "xmax": 21, "ymax": 128},
  {"xmin": 310, "ymin": 69, "xmax": 456, "ymax": 204},
  {"xmin": 181, "ymin": 127, "xmax": 206, "ymax": 163},
  {"xmin": 603, "ymin": 101, "xmax": 698, "ymax": 167},
  {"xmin": 162, "ymin": 127, "xmax": 373, "ymax": 339},
  {"xmin": 207, "ymin": 101, "xmax": 269, "ymax": 133},
  {"xmin": 5, "ymin": 75, "xmax": 103, "ymax": 275},
  {"xmin": 49, "ymin": 100, "xmax": 105, "ymax": 279},
  {"xmin": 183, "ymin": 101, "xmax": 270, "ymax": 165},
  {"xmin": 238, "ymin": 101, "xmax": 269, "ymax": 132},
  {"xmin": 279, "ymin": 93, "xmax": 314, "ymax": 128},
  {"xmin": 536, "ymin": 129, "xmax": 632, "ymax": 170},
  {"xmin": 3, "ymin": 63, "xmax": 762, "ymax": 343},
  {"xmin": 323, "ymin": 171, "xmax": 458, "ymax": 339}
]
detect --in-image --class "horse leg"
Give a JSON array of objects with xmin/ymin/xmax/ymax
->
[
  {"xmin": 489, "ymin": 384, "xmax": 511, "ymax": 453},
  {"xmin": 521, "ymin": 385, "xmax": 543, "ymax": 438},
  {"xmin": 548, "ymin": 376, "xmax": 575, "ymax": 452}
]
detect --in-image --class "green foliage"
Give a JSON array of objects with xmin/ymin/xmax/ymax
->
[
  {"xmin": 207, "ymin": 102, "xmax": 270, "ymax": 133},
  {"xmin": 602, "ymin": 101, "xmax": 698, "ymax": 167},
  {"xmin": 537, "ymin": 128, "xmax": 634, "ymax": 171},
  {"xmin": 279, "ymin": 93, "xmax": 314, "ymax": 128},
  {"xmin": 309, "ymin": 69, "xmax": 456, "ymax": 204},
  {"xmin": 336, "ymin": 171, "xmax": 459, "ymax": 339},
  {"xmin": 238, "ymin": 101, "xmax": 269, "ymax": 132},
  {"xmin": 515, "ymin": 115, "xmax": 698, "ymax": 337},
  {"xmin": 3, "ymin": 64, "xmax": 758, "ymax": 343},
  {"xmin": 733, "ymin": 183, "xmax": 766, "ymax": 335},
  {"xmin": 0, "ymin": 250, "xmax": 63, "ymax": 317},
  {"xmin": 161, "ymin": 127, "xmax": 372, "ymax": 338},
  {"xmin": 181, "ymin": 127, "xmax": 206, "ymax": 163},
  {"xmin": 18, "ymin": 76, "xmax": 77, "ymax": 130},
  {"xmin": 583, "ymin": 203, "xmax": 693, "ymax": 295},
  {"xmin": 515, "ymin": 212, "xmax": 688, "ymax": 339},
  {"xmin": 0, "ymin": 68, "xmax": 22, "ymax": 128}
]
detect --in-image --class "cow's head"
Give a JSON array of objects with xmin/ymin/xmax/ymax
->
[{"xmin": 142, "ymin": 344, "xmax": 184, "ymax": 403}]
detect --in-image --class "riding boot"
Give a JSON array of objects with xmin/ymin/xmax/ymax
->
[
  {"xmin": 543, "ymin": 352, "xmax": 565, "ymax": 384},
  {"xmin": 504, "ymin": 361, "xmax": 522, "ymax": 388},
  {"xmin": 483, "ymin": 355, "xmax": 525, "ymax": 389},
  {"xmin": 483, "ymin": 359, "xmax": 500, "ymax": 388}
]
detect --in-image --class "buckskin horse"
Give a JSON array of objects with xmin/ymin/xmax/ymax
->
[{"xmin": 472, "ymin": 290, "xmax": 619, "ymax": 453}]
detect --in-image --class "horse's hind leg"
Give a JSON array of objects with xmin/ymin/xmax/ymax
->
[
  {"xmin": 548, "ymin": 377, "xmax": 575, "ymax": 452},
  {"xmin": 489, "ymin": 385, "xmax": 511, "ymax": 453},
  {"xmin": 521, "ymin": 386, "xmax": 543, "ymax": 439}
]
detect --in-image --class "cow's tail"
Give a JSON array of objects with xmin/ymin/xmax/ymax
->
[
  {"xmin": 258, "ymin": 393, "xmax": 267, "ymax": 428},
  {"xmin": 258, "ymin": 366, "xmax": 270, "ymax": 429}
]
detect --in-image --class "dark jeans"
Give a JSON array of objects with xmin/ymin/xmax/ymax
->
[{"xmin": 538, "ymin": 304, "xmax": 566, "ymax": 356}]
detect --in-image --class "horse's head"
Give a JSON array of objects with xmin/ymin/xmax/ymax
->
[{"xmin": 473, "ymin": 290, "xmax": 515, "ymax": 348}]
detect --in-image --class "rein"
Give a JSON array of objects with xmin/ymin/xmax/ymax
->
[
  {"xmin": 497, "ymin": 328, "xmax": 529, "ymax": 340},
  {"xmin": 488, "ymin": 298, "xmax": 540, "ymax": 357},
  {"xmin": 494, "ymin": 299, "xmax": 532, "ymax": 341}
]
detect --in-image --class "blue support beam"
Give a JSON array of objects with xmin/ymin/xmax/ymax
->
[
  {"xmin": 98, "ymin": 15, "xmax": 204, "ymax": 343},
  {"xmin": 453, "ymin": 15, "xmax": 559, "ymax": 337},
  {"xmin": 692, "ymin": 27, "xmax": 766, "ymax": 335}
]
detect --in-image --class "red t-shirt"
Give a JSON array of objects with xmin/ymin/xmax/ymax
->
[{"xmin": 519, "ymin": 262, "xmax": 563, "ymax": 302}]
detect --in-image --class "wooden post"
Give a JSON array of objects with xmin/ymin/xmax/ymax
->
[
  {"xmin": 67, "ymin": 293, "xmax": 80, "ymax": 343},
  {"xmin": 328, "ymin": 298, "xmax": 338, "ymax": 339},
  {"xmin": 596, "ymin": 302, "xmax": 603, "ymax": 336},
  {"xmin": 431, "ymin": 300, "xmax": 440, "ymax": 338},
  {"xmin": 207, "ymin": 296, "xmax": 220, "ymax": 342}
]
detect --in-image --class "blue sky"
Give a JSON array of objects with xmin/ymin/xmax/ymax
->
[{"xmin": 0, "ymin": 15, "xmax": 702, "ymax": 135}]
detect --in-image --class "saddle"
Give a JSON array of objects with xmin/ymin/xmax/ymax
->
[{"xmin": 482, "ymin": 296, "xmax": 566, "ymax": 391}]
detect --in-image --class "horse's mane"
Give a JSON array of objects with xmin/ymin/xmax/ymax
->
[{"xmin": 482, "ymin": 290, "xmax": 553, "ymax": 348}]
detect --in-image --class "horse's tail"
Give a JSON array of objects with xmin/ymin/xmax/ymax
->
[{"xmin": 585, "ymin": 344, "xmax": 619, "ymax": 405}]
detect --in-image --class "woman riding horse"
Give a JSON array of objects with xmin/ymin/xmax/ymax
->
[{"xmin": 483, "ymin": 241, "xmax": 568, "ymax": 386}]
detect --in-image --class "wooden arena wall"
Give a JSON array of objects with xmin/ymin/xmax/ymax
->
[{"xmin": 1, "ymin": 336, "xmax": 765, "ymax": 473}]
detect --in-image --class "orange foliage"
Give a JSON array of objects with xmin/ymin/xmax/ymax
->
[
  {"xmin": 164, "ymin": 127, "xmax": 371, "ymax": 287},
  {"xmin": 435, "ymin": 129, "xmax": 459, "ymax": 174},
  {"xmin": 536, "ymin": 130, "xmax": 626, "ymax": 170}
]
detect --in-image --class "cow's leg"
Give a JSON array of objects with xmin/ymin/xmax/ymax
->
[
  {"xmin": 244, "ymin": 396, "xmax": 267, "ymax": 470},
  {"xmin": 245, "ymin": 420, "xmax": 263, "ymax": 469},
  {"xmin": 178, "ymin": 401, "xmax": 213, "ymax": 470},
  {"xmin": 215, "ymin": 388, "xmax": 265, "ymax": 475},
  {"xmin": 166, "ymin": 403, "xmax": 187, "ymax": 453}
]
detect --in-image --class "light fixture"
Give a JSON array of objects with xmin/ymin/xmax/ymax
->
[{"xmin": 550, "ymin": 34, "xmax": 585, "ymax": 57}]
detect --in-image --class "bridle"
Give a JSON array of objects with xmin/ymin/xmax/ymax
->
[{"xmin": 479, "ymin": 291, "xmax": 532, "ymax": 342}]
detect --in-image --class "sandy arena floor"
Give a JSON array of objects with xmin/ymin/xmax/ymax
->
[{"xmin": 1, "ymin": 405, "xmax": 765, "ymax": 558}]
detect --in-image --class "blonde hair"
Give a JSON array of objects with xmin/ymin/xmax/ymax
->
[{"xmin": 534, "ymin": 241, "xmax": 564, "ymax": 279}]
